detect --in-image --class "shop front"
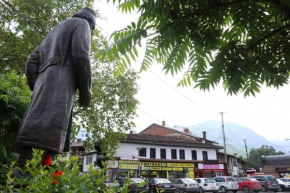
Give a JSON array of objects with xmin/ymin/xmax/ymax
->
[
  {"xmin": 194, "ymin": 163, "xmax": 225, "ymax": 178},
  {"xmin": 139, "ymin": 162, "xmax": 195, "ymax": 181},
  {"xmin": 276, "ymin": 167, "xmax": 290, "ymax": 178}
]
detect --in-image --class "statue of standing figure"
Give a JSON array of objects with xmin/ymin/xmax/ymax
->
[{"xmin": 11, "ymin": 7, "xmax": 96, "ymax": 179}]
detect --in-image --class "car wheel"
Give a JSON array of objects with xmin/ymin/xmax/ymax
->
[
  {"xmin": 199, "ymin": 187, "xmax": 204, "ymax": 193},
  {"xmin": 278, "ymin": 185, "xmax": 282, "ymax": 192},
  {"xmin": 261, "ymin": 185, "xmax": 268, "ymax": 192},
  {"xmin": 179, "ymin": 189, "xmax": 184, "ymax": 193},
  {"xmin": 243, "ymin": 186, "xmax": 250, "ymax": 193},
  {"xmin": 220, "ymin": 186, "xmax": 227, "ymax": 193}
]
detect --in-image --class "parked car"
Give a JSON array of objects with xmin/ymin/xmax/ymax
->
[
  {"xmin": 172, "ymin": 178, "xmax": 199, "ymax": 193},
  {"xmin": 195, "ymin": 178, "xmax": 219, "ymax": 193},
  {"xmin": 148, "ymin": 178, "xmax": 175, "ymax": 193},
  {"xmin": 213, "ymin": 176, "xmax": 239, "ymax": 193},
  {"xmin": 280, "ymin": 178, "xmax": 290, "ymax": 184},
  {"xmin": 277, "ymin": 178, "xmax": 290, "ymax": 192},
  {"xmin": 250, "ymin": 175, "xmax": 280, "ymax": 192},
  {"xmin": 236, "ymin": 177, "xmax": 262, "ymax": 192},
  {"xmin": 127, "ymin": 178, "xmax": 149, "ymax": 193}
]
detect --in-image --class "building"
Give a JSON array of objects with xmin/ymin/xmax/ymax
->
[
  {"xmin": 80, "ymin": 122, "xmax": 240, "ymax": 182},
  {"xmin": 262, "ymin": 155, "xmax": 290, "ymax": 178},
  {"xmin": 114, "ymin": 133, "xmax": 223, "ymax": 181},
  {"xmin": 217, "ymin": 151, "xmax": 245, "ymax": 177},
  {"xmin": 70, "ymin": 138, "xmax": 86, "ymax": 170}
]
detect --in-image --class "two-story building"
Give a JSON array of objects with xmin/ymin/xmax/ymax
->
[{"xmin": 82, "ymin": 122, "xmax": 225, "ymax": 182}]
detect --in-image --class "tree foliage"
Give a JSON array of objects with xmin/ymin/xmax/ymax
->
[
  {"xmin": 248, "ymin": 145, "xmax": 284, "ymax": 170},
  {"xmin": 73, "ymin": 63, "xmax": 139, "ymax": 157},
  {"xmin": 102, "ymin": 0, "xmax": 290, "ymax": 96},
  {"xmin": 0, "ymin": 72, "xmax": 31, "ymax": 184},
  {"xmin": 0, "ymin": 0, "xmax": 95, "ymax": 74}
]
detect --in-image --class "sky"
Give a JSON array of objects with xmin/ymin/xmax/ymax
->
[{"xmin": 94, "ymin": 0, "xmax": 290, "ymax": 142}]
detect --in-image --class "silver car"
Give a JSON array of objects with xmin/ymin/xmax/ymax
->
[
  {"xmin": 172, "ymin": 178, "xmax": 199, "ymax": 193},
  {"xmin": 213, "ymin": 176, "xmax": 239, "ymax": 193}
]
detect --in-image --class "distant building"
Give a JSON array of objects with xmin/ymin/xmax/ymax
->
[
  {"xmin": 217, "ymin": 151, "xmax": 245, "ymax": 177},
  {"xmin": 262, "ymin": 155, "xmax": 290, "ymax": 178}
]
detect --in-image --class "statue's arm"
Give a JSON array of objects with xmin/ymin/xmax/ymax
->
[
  {"xmin": 71, "ymin": 19, "xmax": 92, "ymax": 108},
  {"xmin": 25, "ymin": 46, "xmax": 40, "ymax": 91}
]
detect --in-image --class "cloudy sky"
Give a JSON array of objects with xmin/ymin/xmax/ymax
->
[{"xmin": 94, "ymin": 0, "xmax": 290, "ymax": 141}]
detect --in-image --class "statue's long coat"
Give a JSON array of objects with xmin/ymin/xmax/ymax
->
[{"xmin": 15, "ymin": 17, "xmax": 92, "ymax": 154}]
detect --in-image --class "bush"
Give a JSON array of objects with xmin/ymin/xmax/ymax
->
[{"xmin": 0, "ymin": 149, "xmax": 131, "ymax": 193}]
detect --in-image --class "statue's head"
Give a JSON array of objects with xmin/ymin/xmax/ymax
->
[{"xmin": 73, "ymin": 7, "xmax": 97, "ymax": 35}]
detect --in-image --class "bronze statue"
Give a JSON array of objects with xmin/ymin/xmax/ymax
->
[{"xmin": 11, "ymin": 7, "xmax": 96, "ymax": 179}]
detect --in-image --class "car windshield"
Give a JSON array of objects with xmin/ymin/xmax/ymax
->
[
  {"xmin": 281, "ymin": 179, "xmax": 290, "ymax": 183},
  {"xmin": 249, "ymin": 178, "xmax": 258, "ymax": 182},
  {"xmin": 228, "ymin": 177, "xmax": 236, "ymax": 182},
  {"xmin": 155, "ymin": 179, "xmax": 171, "ymax": 183},
  {"xmin": 131, "ymin": 178, "xmax": 145, "ymax": 183},
  {"xmin": 205, "ymin": 179, "xmax": 216, "ymax": 183},
  {"xmin": 182, "ymin": 179, "xmax": 196, "ymax": 183},
  {"xmin": 267, "ymin": 176, "xmax": 277, "ymax": 182}
]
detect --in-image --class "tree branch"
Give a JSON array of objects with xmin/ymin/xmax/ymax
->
[
  {"xmin": 177, "ymin": 0, "xmax": 250, "ymax": 20},
  {"xmin": 264, "ymin": 0, "xmax": 290, "ymax": 17},
  {"xmin": 249, "ymin": 23, "xmax": 290, "ymax": 49}
]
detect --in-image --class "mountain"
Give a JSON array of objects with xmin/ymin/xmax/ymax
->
[{"xmin": 188, "ymin": 120, "xmax": 287, "ymax": 158}]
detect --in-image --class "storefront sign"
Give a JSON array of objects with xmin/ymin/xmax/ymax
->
[
  {"xmin": 167, "ymin": 163, "xmax": 194, "ymax": 167},
  {"xmin": 198, "ymin": 163, "xmax": 224, "ymax": 169},
  {"xmin": 106, "ymin": 160, "xmax": 119, "ymax": 169},
  {"xmin": 119, "ymin": 160, "xmax": 138, "ymax": 164},
  {"xmin": 140, "ymin": 162, "xmax": 166, "ymax": 167},
  {"xmin": 150, "ymin": 167, "xmax": 161, "ymax": 170},
  {"xmin": 119, "ymin": 164, "xmax": 138, "ymax": 169},
  {"xmin": 120, "ymin": 154, "xmax": 138, "ymax": 160},
  {"xmin": 172, "ymin": 167, "xmax": 184, "ymax": 171}
]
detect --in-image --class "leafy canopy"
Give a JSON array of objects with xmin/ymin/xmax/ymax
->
[
  {"xmin": 248, "ymin": 145, "xmax": 284, "ymax": 169},
  {"xmin": 102, "ymin": 0, "xmax": 290, "ymax": 96}
]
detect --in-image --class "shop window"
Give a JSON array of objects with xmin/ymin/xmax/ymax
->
[
  {"xmin": 202, "ymin": 151, "xmax": 208, "ymax": 161},
  {"xmin": 86, "ymin": 155, "xmax": 92, "ymax": 165},
  {"xmin": 171, "ymin": 149, "xmax": 177, "ymax": 159},
  {"xmin": 150, "ymin": 148, "xmax": 156, "ymax": 159},
  {"xmin": 192, "ymin": 150, "xmax": 197, "ymax": 160},
  {"xmin": 139, "ymin": 148, "xmax": 147, "ymax": 157},
  {"xmin": 179, "ymin": 149, "xmax": 185, "ymax": 159},
  {"xmin": 160, "ymin": 149, "xmax": 166, "ymax": 159}
]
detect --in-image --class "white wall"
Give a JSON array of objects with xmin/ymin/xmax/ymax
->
[
  {"xmin": 116, "ymin": 143, "xmax": 217, "ymax": 160},
  {"xmin": 83, "ymin": 154, "xmax": 98, "ymax": 172}
]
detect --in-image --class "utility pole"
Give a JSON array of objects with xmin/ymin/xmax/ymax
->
[
  {"xmin": 244, "ymin": 139, "xmax": 249, "ymax": 166},
  {"xmin": 220, "ymin": 112, "xmax": 228, "ymax": 176}
]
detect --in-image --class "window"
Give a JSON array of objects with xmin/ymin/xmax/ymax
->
[
  {"xmin": 171, "ymin": 149, "xmax": 177, "ymax": 159},
  {"xmin": 139, "ymin": 148, "xmax": 147, "ymax": 157},
  {"xmin": 232, "ymin": 160, "xmax": 237, "ymax": 167},
  {"xmin": 202, "ymin": 151, "xmax": 208, "ymax": 161},
  {"xmin": 179, "ymin": 149, "xmax": 185, "ymax": 159},
  {"xmin": 160, "ymin": 149, "xmax": 166, "ymax": 159},
  {"xmin": 86, "ymin": 155, "xmax": 92, "ymax": 165},
  {"xmin": 150, "ymin": 148, "xmax": 156, "ymax": 159},
  {"xmin": 192, "ymin": 150, "xmax": 197, "ymax": 160}
]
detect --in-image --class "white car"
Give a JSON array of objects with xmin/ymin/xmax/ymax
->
[{"xmin": 195, "ymin": 178, "xmax": 219, "ymax": 193}]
